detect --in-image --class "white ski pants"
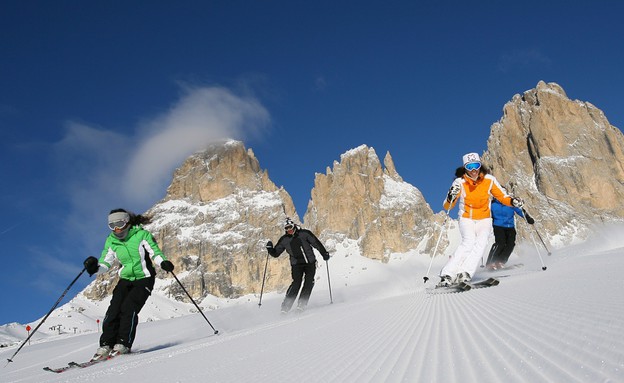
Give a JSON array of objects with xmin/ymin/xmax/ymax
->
[{"xmin": 441, "ymin": 217, "xmax": 492, "ymax": 279}]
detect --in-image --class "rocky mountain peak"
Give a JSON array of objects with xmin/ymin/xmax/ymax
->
[
  {"xmin": 304, "ymin": 145, "xmax": 441, "ymax": 261},
  {"xmin": 164, "ymin": 140, "xmax": 279, "ymax": 203},
  {"xmin": 483, "ymin": 81, "xmax": 624, "ymax": 245},
  {"xmin": 383, "ymin": 151, "xmax": 401, "ymax": 181}
]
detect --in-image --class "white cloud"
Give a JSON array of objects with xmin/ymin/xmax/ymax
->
[
  {"xmin": 52, "ymin": 86, "xmax": 271, "ymax": 253},
  {"xmin": 122, "ymin": 86, "xmax": 270, "ymax": 204}
]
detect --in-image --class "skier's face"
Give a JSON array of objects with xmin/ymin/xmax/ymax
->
[
  {"xmin": 464, "ymin": 162, "xmax": 481, "ymax": 180},
  {"xmin": 285, "ymin": 224, "xmax": 295, "ymax": 235},
  {"xmin": 112, "ymin": 225, "xmax": 130, "ymax": 240}
]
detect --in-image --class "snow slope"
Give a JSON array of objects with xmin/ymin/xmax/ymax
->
[{"xmin": 1, "ymin": 225, "xmax": 624, "ymax": 383}]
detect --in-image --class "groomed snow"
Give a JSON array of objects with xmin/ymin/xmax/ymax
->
[{"xmin": 1, "ymin": 224, "xmax": 624, "ymax": 382}]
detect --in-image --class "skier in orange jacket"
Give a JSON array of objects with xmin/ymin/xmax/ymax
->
[{"xmin": 437, "ymin": 152, "xmax": 524, "ymax": 287}]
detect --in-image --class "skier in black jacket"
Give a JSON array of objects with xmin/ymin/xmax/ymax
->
[{"xmin": 266, "ymin": 218, "xmax": 330, "ymax": 313}]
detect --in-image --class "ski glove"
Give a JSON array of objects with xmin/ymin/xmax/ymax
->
[
  {"xmin": 511, "ymin": 197, "xmax": 524, "ymax": 208},
  {"xmin": 266, "ymin": 241, "xmax": 277, "ymax": 258},
  {"xmin": 322, "ymin": 253, "xmax": 330, "ymax": 261},
  {"xmin": 446, "ymin": 184, "xmax": 460, "ymax": 203},
  {"xmin": 161, "ymin": 260, "xmax": 174, "ymax": 272},
  {"xmin": 523, "ymin": 210, "xmax": 535, "ymax": 225},
  {"xmin": 84, "ymin": 256, "xmax": 100, "ymax": 276}
]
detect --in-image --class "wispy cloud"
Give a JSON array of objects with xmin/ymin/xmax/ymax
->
[
  {"xmin": 123, "ymin": 86, "xmax": 270, "ymax": 205},
  {"xmin": 497, "ymin": 48, "xmax": 552, "ymax": 73},
  {"xmin": 51, "ymin": 85, "xmax": 271, "ymax": 255}
]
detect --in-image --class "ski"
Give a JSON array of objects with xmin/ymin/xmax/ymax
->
[
  {"xmin": 427, "ymin": 278, "xmax": 499, "ymax": 294},
  {"xmin": 43, "ymin": 353, "xmax": 122, "ymax": 373},
  {"xmin": 428, "ymin": 281, "xmax": 471, "ymax": 294},
  {"xmin": 68, "ymin": 356, "xmax": 114, "ymax": 368},
  {"xmin": 43, "ymin": 364, "xmax": 78, "ymax": 373},
  {"xmin": 465, "ymin": 277, "xmax": 500, "ymax": 288}
]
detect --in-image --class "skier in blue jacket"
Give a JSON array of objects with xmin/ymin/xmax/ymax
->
[{"xmin": 486, "ymin": 198, "xmax": 534, "ymax": 269}]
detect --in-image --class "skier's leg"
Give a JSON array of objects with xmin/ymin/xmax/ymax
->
[
  {"xmin": 489, "ymin": 226, "xmax": 506, "ymax": 265},
  {"xmin": 297, "ymin": 263, "xmax": 317, "ymax": 309},
  {"xmin": 464, "ymin": 218, "xmax": 493, "ymax": 277},
  {"xmin": 441, "ymin": 218, "xmax": 476, "ymax": 278},
  {"xmin": 100, "ymin": 280, "xmax": 130, "ymax": 347},
  {"xmin": 499, "ymin": 228, "xmax": 517, "ymax": 264},
  {"xmin": 117, "ymin": 278, "xmax": 153, "ymax": 348},
  {"xmin": 282, "ymin": 265, "xmax": 304, "ymax": 312},
  {"xmin": 486, "ymin": 243, "xmax": 499, "ymax": 266}
]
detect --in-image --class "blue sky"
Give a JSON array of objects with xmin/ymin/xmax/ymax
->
[{"xmin": 1, "ymin": 1, "xmax": 622, "ymax": 325}]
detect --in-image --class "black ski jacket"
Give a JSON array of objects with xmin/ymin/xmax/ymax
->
[{"xmin": 269, "ymin": 228, "xmax": 328, "ymax": 266}]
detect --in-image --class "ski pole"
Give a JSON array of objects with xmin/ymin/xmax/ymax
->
[
  {"xmin": 170, "ymin": 271, "xmax": 219, "ymax": 334},
  {"xmin": 325, "ymin": 260, "xmax": 333, "ymax": 304},
  {"xmin": 520, "ymin": 215, "xmax": 547, "ymax": 270},
  {"xmin": 527, "ymin": 229, "xmax": 547, "ymax": 270},
  {"xmin": 423, "ymin": 202, "xmax": 454, "ymax": 283},
  {"xmin": 7, "ymin": 267, "xmax": 86, "ymax": 363},
  {"xmin": 523, "ymin": 208, "xmax": 552, "ymax": 255},
  {"xmin": 258, "ymin": 253, "xmax": 269, "ymax": 307}
]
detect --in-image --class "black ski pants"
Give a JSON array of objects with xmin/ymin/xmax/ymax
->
[
  {"xmin": 487, "ymin": 226, "xmax": 517, "ymax": 265},
  {"xmin": 100, "ymin": 277, "xmax": 153, "ymax": 349},
  {"xmin": 282, "ymin": 262, "xmax": 316, "ymax": 311}
]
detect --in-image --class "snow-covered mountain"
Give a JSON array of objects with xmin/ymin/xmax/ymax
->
[{"xmin": 2, "ymin": 223, "xmax": 623, "ymax": 382}]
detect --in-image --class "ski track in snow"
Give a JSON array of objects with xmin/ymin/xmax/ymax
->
[{"xmin": 2, "ymin": 249, "xmax": 624, "ymax": 382}]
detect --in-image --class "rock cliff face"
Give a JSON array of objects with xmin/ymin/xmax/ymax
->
[
  {"xmin": 303, "ymin": 145, "xmax": 443, "ymax": 261},
  {"xmin": 483, "ymin": 81, "xmax": 624, "ymax": 245}
]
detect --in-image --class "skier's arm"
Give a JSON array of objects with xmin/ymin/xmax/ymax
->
[
  {"xmin": 443, "ymin": 182, "xmax": 461, "ymax": 210},
  {"xmin": 267, "ymin": 237, "xmax": 286, "ymax": 257},
  {"xmin": 491, "ymin": 180, "xmax": 513, "ymax": 207},
  {"xmin": 304, "ymin": 230, "xmax": 330, "ymax": 260}
]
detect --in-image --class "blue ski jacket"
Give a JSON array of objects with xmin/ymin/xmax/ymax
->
[{"xmin": 491, "ymin": 198, "xmax": 525, "ymax": 228}]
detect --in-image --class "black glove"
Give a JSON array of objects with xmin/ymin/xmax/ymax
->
[
  {"xmin": 511, "ymin": 197, "xmax": 524, "ymax": 208},
  {"xmin": 161, "ymin": 260, "xmax": 174, "ymax": 272},
  {"xmin": 524, "ymin": 211, "xmax": 535, "ymax": 225},
  {"xmin": 446, "ymin": 184, "xmax": 460, "ymax": 203},
  {"xmin": 84, "ymin": 256, "xmax": 99, "ymax": 276},
  {"xmin": 265, "ymin": 240, "xmax": 274, "ymax": 254},
  {"xmin": 322, "ymin": 253, "xmax": 330, "ymax": 261}
]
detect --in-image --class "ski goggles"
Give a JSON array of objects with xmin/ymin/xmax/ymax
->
[
  {"xmin": 464, "ymin": 162, "xmax": 481, "ymax": 171},
  {"xmin": 108, "ymin": 219, "xmax": 129, "ymax": 231},
  {"xmin": 285, "ymin": 224, "xmax": 295, "ymax": 233}
]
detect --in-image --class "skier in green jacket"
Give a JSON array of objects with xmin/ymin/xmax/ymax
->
[{"xmin": 83, "ymin": 208, "xmax": 174, "ymax": 360}]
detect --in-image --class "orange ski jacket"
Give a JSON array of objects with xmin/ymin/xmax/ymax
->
[{"xmin": 443, "ymin": 173, "xmax": 512, "ymax": 220}]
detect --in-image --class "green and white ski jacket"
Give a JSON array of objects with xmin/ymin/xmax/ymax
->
[{"xmin": 98, "ymin": 225, "xmax": 167, "ymax": 281}]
